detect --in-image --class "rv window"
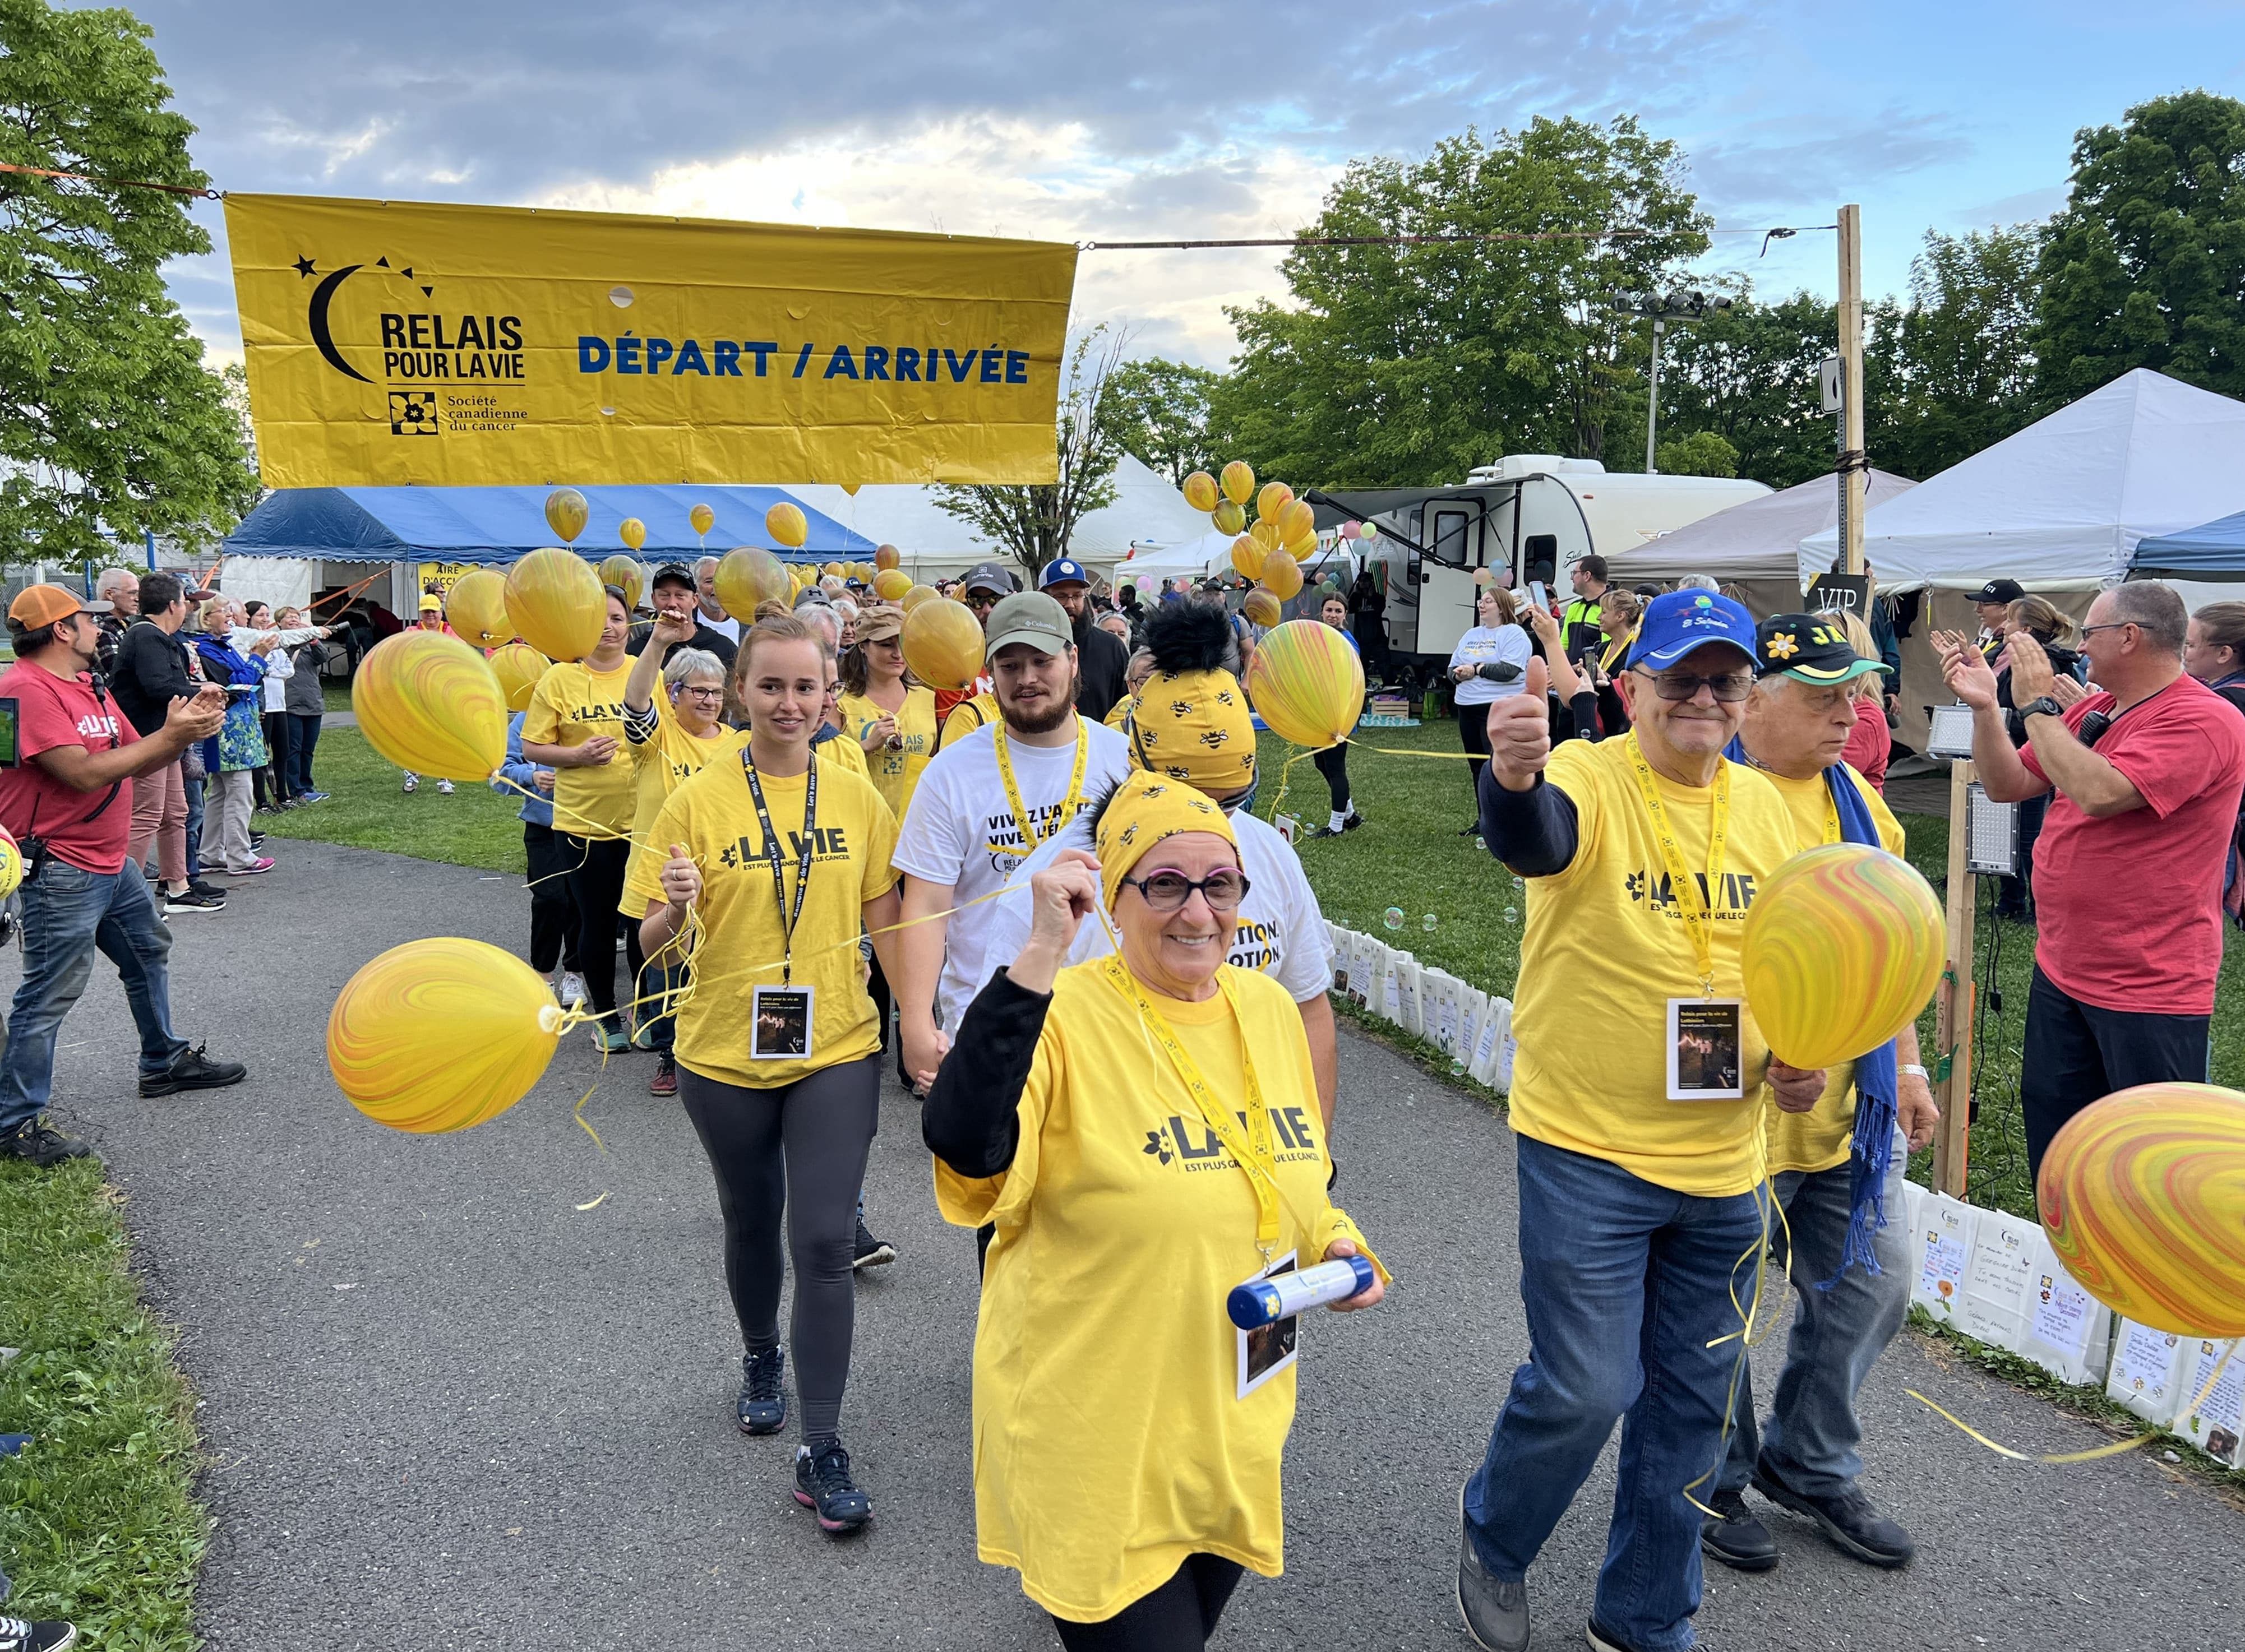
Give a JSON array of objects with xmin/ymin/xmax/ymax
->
[
  {"xmin": 1431, "ymin": 507, "xmax": 1473, "ymax": 567},
  {"xmin": 1524, "ymin": 534, "xmax": 1558, "ymax": 587}
]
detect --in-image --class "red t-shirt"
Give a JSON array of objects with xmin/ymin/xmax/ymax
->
[
  {"xmin": 2021, "ymin": 673, "xmax": 2245, "ymax": 1014},
  {"xmin": 1841, "ymin": 704, "xmax": 1890, "ymax": 792},
  {"xmin": 0, "ymin": 661, "xmax": 141, "ymax": 874}
]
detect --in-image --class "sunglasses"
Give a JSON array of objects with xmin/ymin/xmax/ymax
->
[
  {"xmin": 1636, "ymin": 668, "xmax": 1754, "ymax": 703},
  {"xmin": 1121, "ymin": 867, "xmax": 1250, "ymax": 913}
]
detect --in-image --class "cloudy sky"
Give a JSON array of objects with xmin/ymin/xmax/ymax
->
[{"xmin": 128, "ymin": 0, "xmax": 2244, "ymax": 369}]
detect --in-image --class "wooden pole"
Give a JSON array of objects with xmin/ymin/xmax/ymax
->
[
  {"xmin": 1837, "ymin": 203, "xmax": 1866, "ymax": 577},
  {"xmin": 1932, "ymin": 757, "xmax": 1978, "ymax": 1197}
]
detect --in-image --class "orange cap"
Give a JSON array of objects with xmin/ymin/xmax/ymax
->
[{"xmin": 7, "ymin": 585, "xmax": 109, "ymax": 629}]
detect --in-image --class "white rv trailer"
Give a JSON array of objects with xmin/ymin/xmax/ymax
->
[{"xmin": 1308, "ymin": 455, "xmax": 1768, "ymax": 673}]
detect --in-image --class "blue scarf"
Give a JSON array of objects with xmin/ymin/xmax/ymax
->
[{"xmin": 1729, "ymin": 739, "xmax": 1899, "ymax": 1285}]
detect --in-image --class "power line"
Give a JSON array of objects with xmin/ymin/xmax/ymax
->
[{"xmin": 1079, "ymin": 225, "xmax": 1836, "ymax": 252}]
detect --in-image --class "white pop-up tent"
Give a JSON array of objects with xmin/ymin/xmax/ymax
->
[
  {"xmin": 1605, "ymin": 469, "xmax": 1917, "ymax": 588},
  {"xmin": 1799, "ymin": 369, "xmax": 2245, "ymax": 591}
]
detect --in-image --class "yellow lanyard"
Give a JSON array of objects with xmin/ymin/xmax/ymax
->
[
  {"xmin": 994, "ymin": 719, "xmax": 1089, "ymax": 854},
  {"xmin": 1102, "ymin": 956, "xmax": 1284, "ymax": 1256},
  {"xmin": 1624, "ymin": 732, "xmax": 1731, "ymax": 998}
]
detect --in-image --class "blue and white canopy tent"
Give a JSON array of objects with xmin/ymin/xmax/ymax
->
[{"xmin": 2130, "ymin": 508, "xmax": 2245, "ymax": 580}]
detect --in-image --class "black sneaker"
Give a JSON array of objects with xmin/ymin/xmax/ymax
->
[
  {"xmin": 249, "ymin": 832, "xmax": 266, "ymax": 849},
  {"xmin": 1456, "ymin": 1484, "xmax": 1529, "ymax": 1652},
  {"xmin": 1701, "ymin": 1487, "xmax": 1778, "ymax": 1571},
  {"xmin": 0, "ymin": 1119, "xmax": 93, "ymax": 1169},
  {"xmin": 852, "ymin": 1216, "xmax": 897, "ymax": 1270},
  {"xmin": 793, "ymin": 1440, "xmax": 871, "ymax": 1533},
  {"xmin": 1342, "ymin": 810, "xmax": 1364, "ymax": 830},
  {"xmin": 164, "ymin": 887, "xmax": 227, "ymax": 915},
  {"xmin": 1750, "ymin": 1469, "xmax": 1915, "ymax": 1568},
  {"xmin": 187, "ymin": 878, "xmax": 227, "ymax": 901},
  {"xmin": 736, "ymin": 1348, "xmax": 786, "ymax": 1436},
  {"xmin": 0, "ymin": 1616, "xmax": 78, "ymax": 1652},
  {"xmin": 139, "ymin": 1044, "xmax": 248, "ymax": 1098}
]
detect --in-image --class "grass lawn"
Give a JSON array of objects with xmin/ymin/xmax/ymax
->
[
  {"xmin": 0, "ymin": 1159, "xmax": 207, "ymax": 1648},
  {"xmin": 261, "ymin": 725, "xmax": 524, "ymax": 873}
]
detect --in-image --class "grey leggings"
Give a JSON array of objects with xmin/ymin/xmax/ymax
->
[{"xmin": 678, "ymin": 1056, "xmax": 879, "ymax": 1442}]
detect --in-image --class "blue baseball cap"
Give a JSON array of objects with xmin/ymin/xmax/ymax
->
[
  {"xmin": 1039, "ymin": 558, "xmax": 1090, "ymax": 590},
  {"xmin": 1624, "ymin": 590, "xmax": 1758, "ymax": 672}
]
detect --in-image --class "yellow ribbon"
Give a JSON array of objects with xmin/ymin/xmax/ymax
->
[
  {"xmin": 1622, "ymin": 732, "xmax": 1731, "ymax": 998},
  {"xmin": 994, "ymin": 719, "xmax": 1090, "ymax": 856}
]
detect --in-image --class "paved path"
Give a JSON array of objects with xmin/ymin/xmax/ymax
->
[{"xmin": 19, "ymin": 839, "xmax": 2245, "ymax": 1650}]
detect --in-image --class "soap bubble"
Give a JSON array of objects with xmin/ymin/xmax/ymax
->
[
  {"xmin": 1450, "ymin": 1058, "xmax": 1467, "ymax": 1076},
  {"xmin": 1382, "ymin": 907, "xmax": 1405, "ymax": 931},
  {"xmin": 1421, "ymin": 913, "xmax": 1438, "ymax": 932},
  {"xmin": 1510, "ymin": 874, "xmax": 1525, "ymax": 893},
  {"xmin": 1503, "ymin": 906, "xmax": 1519, "ymax": 925}
]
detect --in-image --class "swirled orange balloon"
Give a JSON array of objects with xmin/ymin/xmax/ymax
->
[
  {"xmin": 1260, "ymin": 548, "xmax": 1304, "ymax": 601},
  {"xmin": 445, "ymin": 570, "xmax": 515, "ymax": 649},
  {"xmin": 597, "ymin": 554, "xmax": 644, "ymax": 612},
  {"xmin": 900, "ymin": 582, "xmax": 939, "ymax": 612},
  {"xmin": 1251, "ymin": 518, "xmax": 1282, "ymax": 552},
  {"xmin": 0, "ymin": 828, "xmax": 22, "ymax": 900},
  {"xmin": 489, "ymin": 642, "xmax": 551, "ymax": 713},
  {"xmin": 1740, "ymin": 842, "xmax": 1943, "ymax": 1070},
  {"xmin": 2040, "ymin": 1083, "xmax": 2245, "ymax": 1336},
  {"xmin": 618, "ymin": 516, "xmax": 648, "ymax": 552},
  {"xmin": 504, "ymin": 548, "xmax": 606, "ymax": 661},
  {"xmin": 689, "ymin": 502, "xmax": 715, "ymax": 537},
  {"xmin": 354, "ymin": 631, "xmax": 509, "ymax": 782},
  {"xmin": 1220, "ymin": 460, "xmax": 1256, "ymax": 506},
  {"xmin": 1182, "ymin": 471, "xmax": 1219, "ymax": 513},
  {"xmin": 1212, "ymin": 499, "xmax": 1246, "ymax": 537},
  {"xmin": 873, "ymin": 568, "xmax": 913, "ymax": 601},
  {"xmin": 874, "ymin": 543, "xmax": 902, "ymax": 572},
  {"xmin": 902, "ymin": 598, "xmax": 985, "ymax": 691},
  {"xmin": 714, "ymin": 547, "xmax": 791, "ymax": 621},
  {"xmin": 328, "ymin": 938, "xmax": 562, "ymax": 1133},
  {"xmin": 1241, "ymin": 590, "xmax": 1281, "ymax": 628},
  {"xmin": 1256, "ymin": 480, "xmax": 1294, "ymax": 525},
  {"xmin": 1230, "ymin": 534, "xmax": 1263, "ymax": 579},
  {"xmin": 1276, "ymin": 498, "xmax": 1316, "ymax": 544},
  {"xmin": 544, "ymin": 488, "xmax": 589, "ymax": 544},
  {"xmin": 1244, "ymin": 619, "xmax": 1364, "ymax": 749},
  {"xmin": 765, "ymin": 502, "xmax": 809, "ymax": 548}
]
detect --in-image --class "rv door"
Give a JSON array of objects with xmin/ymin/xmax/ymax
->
[{"xmin": 1416, "ymin": 502, "xmax": 1482, "ymax": 661}]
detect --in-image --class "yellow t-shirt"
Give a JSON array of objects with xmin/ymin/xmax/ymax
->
[
  {"xmin": 1101, "ymin": 693, "xmax": 1137, "ymax": 730},
  {"xmin": 648, "ymin": 757, "xmax": 899, "ymax": 1090},
  {"xmin": 1508, "ymin": 738, "xmax": 1800, "ymax": 1197},
  {"xmin": 521, "ymin": 660, "xmax": 636, "ymax": 839},
  {"xmin": 619, "ymin": 693, "xmax": 750, "ymax": 914},
  {"xmin": 839, "ymin": 686, "xmax": 937, "ymax": 822},
  {"xmin": 1755, "ymin": 762, "xmax": 1907, "ymax": 1174},
  {"xmin": 811, "ymin": 727, "xmax": 871, "ymax": 779},
  {"xmin": 941, "ymin": 690, "xmax": 1000, "ymax": 751},
  {"xmin": 935, "ymin": 962, "xmax": 1360, "ymax": 1623}
]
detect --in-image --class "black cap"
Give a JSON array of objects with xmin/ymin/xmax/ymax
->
[
  {"xmin": 1753, "ymin": 612, "xmax": 1887, "ymax": 685},
  {"xmin": 1969, "ymin": 578, "xmax": 2025, "ymax": 606},
  {"xmin": 961, "ymin": 560, "xmax": 1015, "ymax": 596},
  {"xmin": 650, "ymin": 562, "xmax": 695, "ymax": 591}
]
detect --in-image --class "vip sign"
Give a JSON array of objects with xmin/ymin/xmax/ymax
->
[{"xmin": 226, "ymin": 193, "xmax": 1078, "ymax": 490}]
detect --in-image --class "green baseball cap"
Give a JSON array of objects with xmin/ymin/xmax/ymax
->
[
  {"xmin": 1754, "ymin": 612, "xmax": 1887, "ymax": 685},
  {"xmin": 984, "ymin": 592, "xmax": 1073, "ymax": 661}
]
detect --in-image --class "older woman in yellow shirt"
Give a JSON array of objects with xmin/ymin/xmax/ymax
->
[{"xmin": 924, "ymin": 769, "xmax": 1384, "ymax": 1650}]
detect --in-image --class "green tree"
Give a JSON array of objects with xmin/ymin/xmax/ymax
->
[
  {"xmin": 0, "ymin": 0, "xmax": 253, "ymax": 563},
  {"xmin": 2034, "ymin": 90, "xmax": 2245, "ymax": 403},
  {"xmin": 935, "ymin": 328, "xmax": 1126, "ymax": 577},
  {"xmin": 1206, "ymin": 118, "xmax": 1710, "ymax": 488},
  {"xmin": 1881, "ymin": 225, "xmax": 2042, "ymax": 477},
  {"xmin": 1653, "ymin": 429, "xmax": 1739, "ymax": 477},
  {"xmin": 1103, "ymin": 356, "xmax": 1220, "ymax": 486}
]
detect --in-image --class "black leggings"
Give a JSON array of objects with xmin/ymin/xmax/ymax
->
[
  {"xmin": 523, "ymin": 822, "xmax": 583, "ymax": 976},
  {"xmin": 1456, "ymin": 697, "xmax": 1492, "ymax": 811},
  {"xmin": 1051, "ymin": 1554, "xmax": 1245, "ymax": 1651},
  {"xmin": 1311, "ymin": 742, "xmax": 1351, "ymax": 816},
  {"xmin": 679, "ymin": 1057, "xmax": 880, "ymax": 1442},
  {"xmin": 560, "ymin": 833, "xmax": 631, "ymax": 1023}
]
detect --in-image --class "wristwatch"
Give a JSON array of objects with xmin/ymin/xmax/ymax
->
[{"xmin": 2021, "ymin": 695, "xmax": 2066, "ymax": 720}]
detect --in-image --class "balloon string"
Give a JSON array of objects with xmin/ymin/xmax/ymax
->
[
  {"xmin": 1908, "ymin": 1340, "xmax": 2235, "ymax": 1464},
  {"xmin": 1683, "ymin": 1131, "xmax": 1794, "ymax": 1517}
]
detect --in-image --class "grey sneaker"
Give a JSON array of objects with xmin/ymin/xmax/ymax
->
[{"xmin": 1457, "ymin": 1489, "xmax": 1529, "ymax": 1652}]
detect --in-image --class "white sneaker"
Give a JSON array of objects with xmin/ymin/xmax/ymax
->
[
  {"xmin": 557, "ymin": 971, "xmax": 588, "ymax": 1008},
  {"xmin": 401, "ymin": 772, "xmax": 419, "ymax": 794},
  {"xmin": 437, "ymin": 779, "xmax": 454, "ymax": 794}
]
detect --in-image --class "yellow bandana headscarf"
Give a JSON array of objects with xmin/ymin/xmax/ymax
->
[
  {"xmin": 1094, "ymin": 770, "xmax": 1239, "ymax": 909},
  {"xmin": 1125, "ymin": 668, "xmax": 1257, "ymax": 796}
]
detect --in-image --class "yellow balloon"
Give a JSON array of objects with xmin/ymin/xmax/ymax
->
[
  {"xmin": 1287, "ymin": 531, "xmax": 1319, "ymax": 562},
  {"xmin": 544, "ymin": 487, "xmax": 589, "ymax": 544},
  {"xmin": 328, "ymin": 938, "xmax": 563, "ymax": 1133},
  {"xmin": 875, "ymin": 543, "xmax": 902, "ymax": 572},
  {"xmin": 824, "ymin": 562, "xmax": 844, "ymax": 578},
  {"xmin": 766, "ymin": 502, "xmax": 809, "ymax": 548},
  {"xmin": 1220, "ymin": 460, "xmax": 1256, "ymax": 506},
  {"xmin": 618, "ymin": 516, "xmax": 648, "ymax": 553},
  {"xmin": 0, "ymin": 828, "xmax": 22, "ymax": 901},
  {"xmin": 1256, "ymin": 480, "xmax": 1294, "ymax": 524},
  {"xmin": 715, "ymin": 547, "xmax": 791, "ymax": 621},
  {"xmin": 1260, "ymin": 548, "xmax": 1305, "ymax": 601},
  {"xmin": 1212, "ymin": 499, "xmax": 1247, "ymax": 536},
  {"xmin": 353, "ymin": 631, "xmax": 509, "ymax": 782},
  {"xmin": 489, "ymin": 642, "xmax": 551, "ymax": 713},
  {"xmin": 873, "ymin": 568, "xmax": 913, "ymax": 601},
  {"xmin": 902, "ymin": 599, "xmax": 985, "ymax": 691},
  {"xmin": 1243, "ymin": 619, "xmax": 1365, "ymax": 749},
  {"xmin": 1251, "ymin": 519, "xmax": 1282, "ymax": 552},
  {"xmin": 2039, "ymin": 1083, "xmax": 2245, "ymax": 1336},
  {"xmin": 504, "ymin": 548, "xmax": 607, "ymax": 662},
  {"xmin": 689, "ymin": 502, "xmax": 715, "ymax": 538},
  {"xmin": 1740, "ymin": 842, "xmax": 1944, "ymax": 1071},
  {"xmin": 1182, "ymin": 470, "xmax": 1219, "ymax": 513},
  {"xmin": 597, "ymin": 554, "xmax": 644, "ymax": 612},
  {"xmin": 1276, "ymin": 499, "xmax": 1316, "ymax": 543},
  {"xmin": 444, "ymin": 570, "xmax": 514, "ymax": 649},
  {"xmin": 1241, "ymin": 589, "xmax": 1282, "ymax": 628},
  {"xmin": 1230, "ymin": 534, "xmax": 1265, "ymax": 579},
  {"xmin": 900, "ymin": 582, "xmax": 939, "ymax": 612}
]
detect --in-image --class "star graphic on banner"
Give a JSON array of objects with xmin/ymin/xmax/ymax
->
[{"xmin": 293, "ymin": 255, "xmax": 316, "ymax": 277}]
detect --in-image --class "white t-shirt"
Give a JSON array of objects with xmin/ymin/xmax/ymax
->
[
  {"xmin": 891, "ymin": 716, "xmax": 1133, "ymax": 1030},
  {"xmin": 1449, "ymin": 624, "xmax": 1533, "ymax": 706},
  {"xmin": 981, "ymin": 806, "xmax": 1334, "ymax": 1005},
  {"xmin": 698, "ymin": 610, "xmax": 742, "ymax": 644}
]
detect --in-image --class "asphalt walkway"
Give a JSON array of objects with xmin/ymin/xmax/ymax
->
[{"xmin": 19, "ymin": 839, "xmax": 2245, "ymax": 1650}]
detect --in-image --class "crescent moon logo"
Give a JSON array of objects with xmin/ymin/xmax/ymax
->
[{"xmin": 308, "ymin": 265, "xmax": 373, "ymax": 383}]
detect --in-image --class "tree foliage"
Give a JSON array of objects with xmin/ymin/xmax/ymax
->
[
  {"xmin": 0, "ymin": 0, "xmax": 255, "ymax": 562},
  {"xmin": 1102, "ymin": 356, "xmax": 1221, "ymax": 486},
  {"xmin": 934, "ymin": 328, "xmax": 1126, "ymax": 576}
]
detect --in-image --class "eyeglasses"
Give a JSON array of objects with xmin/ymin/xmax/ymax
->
[
  {"xmin": 965, "ymin": 592, "xmax": 1000, "ymax": 610},
  {"xmin": 2080, "ymin": 622, "xmax": 2136, "ymax": 638},
  {"xmin": 1120, "ymin": 867, "xmax": 1251, "ymax": 912},
  {"xmin": 677, "ymin": 684, "xmax": 726, "ymax": 701},
  {"xmin": 1638, "ymin": 668, "xmax": 1754, "ymax": 702}
]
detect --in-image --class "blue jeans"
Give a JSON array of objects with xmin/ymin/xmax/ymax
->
[
  {"xmin": 182, "ymin": 772, "xmax": 205, "ymax": 877},
  {"xmin": 1719, "ymin": 1130, "xmax": 1911, "ymax": 1500},
  {"xmin": 1465, "ymin": 1135, "xmax": 1768, "ymax": 1652},
  {"xmin": 288, "ymin": 712, "xmax": 322, "ymax": 793},
  {"xmin": 0, "ymin": 860, "xmax": 188, "ymax": 1136}
]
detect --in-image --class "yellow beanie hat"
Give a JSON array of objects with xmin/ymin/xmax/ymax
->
[
  {"xmin": 1094, "ymin": 770, "xmax": 1239, "ymax": 909},
  {"xmin": 1126, "ymin": 668, "xmax": 1258, "ymax": 797}
]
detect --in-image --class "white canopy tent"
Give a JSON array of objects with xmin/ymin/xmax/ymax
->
[
  {"xmin": 1605, "ymin": 469, "xmax": 1917, "ymax": 585},
  {"xmin": 1799, "ymin": 369, "xmax": 2245, "ymax": 592},
  {"xmin": 1110, "ymin": 529, "xmax": 1357, "ymax": 589}
]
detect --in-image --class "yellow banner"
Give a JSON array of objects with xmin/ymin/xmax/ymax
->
[
  {"xmin": 225, "ymin": 193, "xmax": 1078, "ymax": 491},
  {"xmin": 414, "ymin": 562, "xmax": 478, "ymax": 604}
]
